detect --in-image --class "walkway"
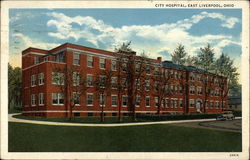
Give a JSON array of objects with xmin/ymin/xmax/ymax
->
[{"xmin": 9, "ymin": 113, "xmax": 241, "ymax": 127}]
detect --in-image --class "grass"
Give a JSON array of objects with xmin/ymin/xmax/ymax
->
[{"xmin": 9, "ymin": 122, "xmax": 242, "ymax": 152}]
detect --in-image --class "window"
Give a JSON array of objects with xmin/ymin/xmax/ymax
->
[
  {"xmin": 38, "ymin": 73, "xmax": 44, "ymax": 85},
  {"xmin": 73, "ymin": 72, "xmax": 80, "ymax": 86},
  {"xmin": 146, "ymin": 65, "xmax": 150, "ymax": 74},
  {"xmin": 197, "ymin": 87, "xmax": 202, "ymax": 95},
  {"xmin": 154, "ymin": 67, "xmax": 159, "ymax": 75},
  {"xmin": 31, "ymin": 75, "xmax": 36, "ymax": 87},
  {"xmin": 52, "ymin": 72, "xmax": 64, "ymax": 85},
  {"xmin": 190, "ymin": 73, "xmax": 195, "ymax": 81},
  {"xmin": 122, "ymin": 78, "xmax": 127, "ymax": 89},
  {"xmin": 136, "ymin": 96, "xmax": 140, "ymax": 107},
  {"xmin": 99, "ymin": 94, "xmax": 105, "ymax": 106},
  {"xmin": 174, "ymin": 99, "xmax": 178, "ymax": 108},
  {"xmin": 135, "ymin": 64, "xmax": 140, "ymax": 72},
  {"xmin": 122, "ymin": 95, "xmax": 128, "ymax": 106},
  {"xmin": 189, "ymin": 86, "xmax": 195, "ymax": 94},
  {"xmin": 87, "ymin": 74, "xmax": 93, "ymax": 87},
  {"xmin": 210, "ymin": 101, "xmax": 214, "ymax": 108},
  {"xmin": 99, "ymin": 75, "xmax": 106, "ymax": 88},
  {"xmin": 210, "ymin": 89, "xmax": 214, "ymax": 96},
  {"xmin": 99, "ymin": 58, "xmax": 106, "ymax": 69},
  {"xmin": 165, "ymin": 98, "xmax": 169, "ymax": 108},
  {"xmin": 111, "ymin": 60, "xmax": 117, "ymax": 71},
  {"xmin": 52, "ymin": 93, "xmax": 64, "ymax": 105},
  {"xmin": 145, "ymin": 96, "xmax": 150, "ymax": 107},
  {"xmin": 38, "ymin": 93, "xmax": 44, "ymax": 105},
  {"xmin": 111, "ymin": 95, "xmax": 118, "ymax": 106},
  {"xmin": 214, "ymin": 78, "xmax": 219, "ymax": 84},
  {"xmin": 170, "ymin": 85, "xmax": 174, "ymax": 93},
  {"xmin": 179, "ymin": 72, "xmax": 183, "ymax": 80},
  {"xmin": 197, "ymin": 75, "xmax": 202, "ymax": 82},
  {"xmin": 170, "ymin": 98, "xmax": 174, "ymax": 108},
  {"xmin": 174, "ymin": 71, "xmax": 178, "ymax": 79},
  {"xmin": 215, "ymin": 101, "xmax": 219, "ymax": 108},
  {"xmin": 179, "ymin": 99, "xmax": 183, "ymax": 108},
  {"xmin": 31, "ymin": 94, "xmax": 36, "ymax": 106},
  {"xmin": 122, "ymin": 63, "xmax": 127, "ymax": 72},
  {"xmin": 189, "ymin": 99, "xmax": 195, "ymax": 108},
  {"xmin": 43, "ymin": 56, "xmax": 49, "ymax": 62},
  {"xmin": 205, "ymin": 100, "xmax": 209, "ymax": 109},
  {"xmin": 174, "ymin": 85, "xmax": 178, "ymax": 93},
  {"xmin": 111, "ymin": 77, "xmax": 118, "ymax": 89},
  {"xmin": 136, "ymin": 78, "xmax": 140, "ymax": 90},
  {"xmin": 88, "ymin": 113, "xmax": 93, "ymax": 116},
  {"xmin": 34, "ymin": 57, "xmax": 39, "ymax": 64},
  {"xmin": 215, "ymin": 88, "xmax": 220, "ymax": 97},
  {"xmin": 179, "ymin": 86, "xmax": 183, "ymax": 94},
  {"xmin": 87, "ymin": 93, "xmax": 93, "ymax": 106},
  {"xmin": 145, "ymin": 80, "xmax": 150, "ymax": 91},
  {"xmin": 73, "ymin": 52, "xmax": 80, "ymax": 65},
  {"xmin": 87, "ymin": 56, "xmax": 93, "ymax": 67},
  {"xmin": 154, "ymin": 81, "xmax": 159, "ymax": 92},
  {"xmin": 155, "ymin": 97, "xmax": 159, "ymax": 107},
  {"xmin": 55, "ymin": 52, "xmax": 65, "ymax": 62},
  {"xmin": 73, "ymin": 92, "xmax": 80, "ymax": 105}
]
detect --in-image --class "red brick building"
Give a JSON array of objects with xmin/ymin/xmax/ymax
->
[{"xmin": 22, "ymin": 43, "xmax": 228, "ymax": 117}]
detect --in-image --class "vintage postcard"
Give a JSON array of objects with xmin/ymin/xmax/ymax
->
[{"xmin": 1, "ymin": 0, "xmax": 249, "ymax": 160}]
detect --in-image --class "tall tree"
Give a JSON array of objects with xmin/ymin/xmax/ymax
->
[
  {"xmin": 8, "ymin": 63, "xmax": 22, "ymax": 110},
  {"xmin": 194, "ymin": 44, "xmax": 215, "ymax": 71},
  {"xmin": 115, "ymin": 42, "xmax": 146, "ymax": 121},
  {"xmin": 194, "ymin": 44, "xmax": 215, "ymax": 113},
  {"xmin": 171, "ymin": 44, "xmax": 187, "ymax": 65},
  {"xmin": 94, "ymin": 70, "xmax": 114, "ymax": 122},
  {"xmin": 214, "ymin": 53, "xmax": 239, "ymax": 109},
  {"xmin": 53, "ymin": 65, "xmax": 89, "ymax": 120}
]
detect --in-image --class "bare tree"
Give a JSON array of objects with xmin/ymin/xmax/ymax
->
[
  {"xmin": 52, "ymin": 64, "xmax": 89, "ymax": 120},
  {"xmin": 94, "ymin": 69, "xmax": 114, "ymax": 122}
]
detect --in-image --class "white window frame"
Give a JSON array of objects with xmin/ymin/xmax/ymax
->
[
  {"xmin": 111, "ymin": 95, "xmax": 118, "ymax": 107},
  {"xmin": 87, "ymin": 74, "xmax": 93, "ymax": 87},
  {"xmin": 99, "ymin": 58, "xmax": 106, "ymax": 69},
  {"xmin": 197, "ymin": 87, "xmax": 202, "ymax": 95},
  {"xmin": 87, "ymin": 93, "xmax": 94, "ymax": 106},
  {"xmin": 189, "ymin": 99, "xmax": 195, "ymax": 108},
  {"xmin": 73, "ymin": 72, "xmax": 80, "ymax": 86},
  {"xmin": 34, "ymin": 57, "xmax": 39, "ymax": 64},
  {"xmin": 111, "ymin": 77, "xmax": 118, "ymax": 89},
  {"xmin": 111, "ymin": 60, "xmax": 117, "ymax": 71},
  {"xmin": 31, "ymin": 94, "xmax": 36, "ymax": 106},
  {"xmin": 155, "ymin": 97, "xmax": 159, "ymax": 107},
  {"xmin": 145, "ymin": 80, "xmax": 150, "ymax": 91},
  {"xmin": 52, "ymin": 93, "xmax": 64, "ymax": 105},
  {"xmin": 87, "ymin": 55, "xmax": 94, "ymax": 68},
  {"xmin": 146, "ymin": 65, "xmax": 151, "ymax": 75},
  {"xmin": 145, "ymin": 96, "xmax": 150, "ymax": 107},
  {"xmin": 52, "ymin": 72, "xmax": 64, "ymax": 85},
  {"xmin": 38, "ymin": 73, "xmax": 44, "ymax": 85},
  {"xmin": 136, "ymin": 96, "xmax": 140, "ymax": 107},
  {"xmin": 73, "ymin": 92, "xmax": 80, "ymax": 106},
  {"xmin": 99, "ymin": 94, "xmax": 106, "ymax": 107},
  {"xmin": 73, "ymin": 52, "xmax": 80, "ymax": 65},
  {"xmin": 31, "ymin": 75, "xmax": 36, "ymax": 87},
  {"xmin": 122, "ymin": 95, "xmax": 128, "ymax": 107},
  {"xmin": 38, "ymin": 93, "xmax": 44, "ymax": 106}
]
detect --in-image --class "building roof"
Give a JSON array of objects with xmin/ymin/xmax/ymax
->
[{"xmin": 228, "ymin": 96, "xmax": 242, "ymax": 105}]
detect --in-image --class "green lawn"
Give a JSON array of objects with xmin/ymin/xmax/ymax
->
[{"xmin": 9, "ymin": 122, "xmax": 241, "ymax": 152}]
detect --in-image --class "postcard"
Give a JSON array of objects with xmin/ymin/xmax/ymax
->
[{"xmin": 1, "ymin": 0, "xmax": 249, "ymax": 160}]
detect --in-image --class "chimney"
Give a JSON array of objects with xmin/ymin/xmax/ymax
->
[{"xmin": 157, "ymin": 57, "xmax": 162, "ymax": 62}]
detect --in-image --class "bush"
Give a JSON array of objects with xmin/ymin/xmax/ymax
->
[
  {"xmin": 232, "ymin": 110, "xmax": 242, "ymax": 117},
  {"xmin": 137, "ymin": 113, "xmax": 221, "ymax": 121}
]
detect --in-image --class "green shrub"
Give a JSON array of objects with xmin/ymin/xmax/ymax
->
[{"xmin": 137, "ymin": 113, "xmax": 220, "ymax": 121}]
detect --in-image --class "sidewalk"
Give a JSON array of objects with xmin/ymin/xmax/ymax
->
[{"xmin": 9, "ymin": 113, "xmax": 237, "ymax": 127}]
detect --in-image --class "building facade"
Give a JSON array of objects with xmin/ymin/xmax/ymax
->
[{"xmin": 22, "ymin": 43, "xmax": 228, "ymax": 117}]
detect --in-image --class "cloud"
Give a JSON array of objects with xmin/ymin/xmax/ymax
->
[{"xmin": 46, "ymin": 11, "xmax": 240, "ymax": 59}]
